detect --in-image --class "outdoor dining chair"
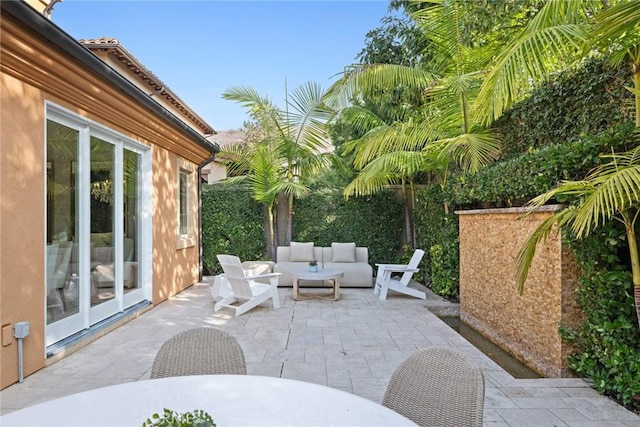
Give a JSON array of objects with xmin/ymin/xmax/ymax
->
[
  {"xmin": 383, "ymin": 347, "xmax": 485, "ymax": 427},
  {"xmin": 150, "ymin": 327, "xmax": 246, "ymax": 378},
  {"xmin": 374, "ymin": 248, "xmax": 426, "ymax": 300}
]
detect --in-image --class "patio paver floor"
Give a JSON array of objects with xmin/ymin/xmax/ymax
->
[{"xmin": 1, "ymin": 280, "xmax": 639, "ymax": 426}]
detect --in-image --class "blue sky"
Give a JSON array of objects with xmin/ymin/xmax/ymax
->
[{"xmin": 53, "ymin": 1, "xmax": 391, "ymax": 131}]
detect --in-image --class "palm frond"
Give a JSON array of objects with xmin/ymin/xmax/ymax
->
[
  {"xmin": 474, "ymin": 0, "xmax": 598, "ymax": 126},
  {"xmin": 412, "ymin": 0, "xmax": 460, "ymax": 70},
  {"xmin": 273, "ymin": 180, "xmax": 310, "ymax": 199},
  {"xmin": 515, "ymin": 207, "xmax": 578, "ymax": 294},
  {"xmin": 324, "ymin": 63, "xmax": 437, "ymax": 110},
  {"xmin": 344, "ymin": 151, "xmax": 426, "ymax": 198},
  {"xmin": 335, "ymin": 106, "xmax": 387, "ymax": 137},
  {"xmin": 593, "ymin": 0, "xmax": 640, "ymax": 43},
  {"xmin": 350, "ymin": 120, "xmax": 434, "ymax": 169},
  {"xmin": 439, "ymin": 131, "xmax": 502, "ymax": 173},
  {"xmin": 571, "ymin": 156, "xmax": 640, "ymax": 238}
]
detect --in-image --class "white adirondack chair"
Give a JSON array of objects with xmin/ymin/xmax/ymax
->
[
  {"xmin": 215, "ymin": 254, "xmax": 281, "ymax": 317},
  {"xmin": 374, "ymin": 249, "xmax": 426, "ymax": 300}
]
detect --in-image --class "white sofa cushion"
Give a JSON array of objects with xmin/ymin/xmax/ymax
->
[
  {"xmin": 289, "ymin": 241, "xmax": 315, "ymax": 262},
  {"xmin": 331, "ymin": 242, "xmax": 356, "ymax": 263}
]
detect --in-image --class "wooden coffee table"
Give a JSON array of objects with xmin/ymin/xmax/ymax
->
[{"xmin": 292, "ymin": 268, "xmax": 344, "ymax": 301}]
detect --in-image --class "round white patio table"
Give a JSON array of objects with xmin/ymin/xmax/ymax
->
[
  {"xmin": 1, "ymin": 375, "xmax": 416, "ymax": 426},
  {"xmin": 292, "ymin": 268, "xmax": 344, "ymax": 301}
]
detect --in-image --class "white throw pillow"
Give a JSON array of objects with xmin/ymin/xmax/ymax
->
[
  {"xmin": 331, "ymin": 242, "xmax": 356, "ymax": 263},
  {"xmin": 290, "ymin": 241, "xmax": 315, "ymax": 262}
]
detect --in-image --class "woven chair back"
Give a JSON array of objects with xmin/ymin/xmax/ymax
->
[
  {"xmin": 383, "ymin": 347, "xmax": 484, "ymax": 426},
  {"xmin": 150, "ymin": 327, "xmax": 246, "ymax": 378}
]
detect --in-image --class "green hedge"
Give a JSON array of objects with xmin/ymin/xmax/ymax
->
[
  {"xmin": 202, "ymin": 184, "xmax": 404, "ymax": 273},
  {"xmin": 446, "ymin": 124, "xmax": 636, "ymax": 208},
  {"xmin": 293, "ymin": 187, "xmax": 404, "ymax": 266},
  {"xmin": 414, "ymin": 183, "xmax": 460, "ymax": 298},
  {"xmin": 201, "ymin": 184, "xmax": 265, "ymax": 275},
  {"xmin": 562, "ymin": 223, "xmax": 640, "ymax": 409},
  {"xmin": 494, "ymin": 57, "xmax": 633, "ymax": 158}
]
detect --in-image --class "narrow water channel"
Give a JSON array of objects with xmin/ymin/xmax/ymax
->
[{"xmin": 439, "ymin": 316, "xmax": 541, "ymax": 379}]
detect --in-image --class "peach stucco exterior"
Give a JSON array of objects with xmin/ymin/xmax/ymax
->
[
  {"xmin": 457, "ymin": 206, "xmax": 582, "ymax": 377},
  {"xmin": 0, "ymin": 2, "xmax": 216, "ymax": 389}
]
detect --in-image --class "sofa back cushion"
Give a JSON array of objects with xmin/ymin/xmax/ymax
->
[
  {"xmin": 289, "ymin": 241, "xmax": 315, "ymax": 262},
  {"xmin": 331, "ymin": 242, "xmax": 357, "ymax": 262},
  {"xmin": 355, "ymin": 247, "xmax": 369, "ymax": 263}
]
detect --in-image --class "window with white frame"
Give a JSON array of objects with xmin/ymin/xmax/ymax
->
[
  {"xmin": 179, "ymin": 169, "xmax": 189, "ymax": 236},
  {"xmin": 176, "ymin": 158, "xmax": 196, "ymax": 249}
]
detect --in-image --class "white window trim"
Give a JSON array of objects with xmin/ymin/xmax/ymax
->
[{"xmin": 176, "ymin": 157, "xmax": 196, "ymax": 249}]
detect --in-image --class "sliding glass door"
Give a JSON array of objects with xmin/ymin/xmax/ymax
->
[{"xmin": 46, "ymin": 106, "xmax": 150, "ymax": 347}]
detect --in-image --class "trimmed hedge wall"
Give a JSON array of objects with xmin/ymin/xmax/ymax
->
[
  {"xmin": 201, "ymin": 184, "xmax": 404, "ymax": 274},
  {"xmin": 414, "ymin": 183, "xmax": 459, "ymax": 299},
  {"xmin": 201, "ymin": 184, "xmax": 265, "ymax": 275},
  {"xmin": 494, "ymin": 57, "xmax": 633, "ymax": 159},
  {"xmin": 293, "ymin": 187, "xmax": 404, "ymax": 266},
  {"xmin": 446, "ymin": 123, "xmax": 637, "ymax": 208}
]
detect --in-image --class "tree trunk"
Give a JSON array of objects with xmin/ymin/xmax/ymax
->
[
  {"xmin": 630, "ymin": 61, "xmax": 640, "ymax": 328},
  {"xmin": 286, "ymin": 193, "xmax": 294, "ymax": 245},
  {"xmin": 633, "ymin": 61, "xmax": 639, "ymax": 127},
  {"xmin": 401, "ymin": 181, "xmax": 414, "ymax": 248},
  {"xmin": 625, "ymin": 220, "xmax": 640, "ymax": 329},
  {"xmin": 267, "ymin": 205, "xmax": 276, "ymax": 261}
]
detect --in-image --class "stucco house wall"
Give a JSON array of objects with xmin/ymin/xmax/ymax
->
[{"xmin": 0, "ymin": 1, "xmax": 217, "ymax": 389}]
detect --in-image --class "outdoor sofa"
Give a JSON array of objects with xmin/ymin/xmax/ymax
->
[{"xmin": 274, "ymin": 242, "xmax": 373, "ymax": 288}]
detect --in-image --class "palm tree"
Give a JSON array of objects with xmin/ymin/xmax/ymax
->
[
  {"xmin": 336, "ymin": 106, "xmax": 426, "ymax": 246},
  {"xmin": 218, "ymin": 140, "xmax": 282, "ymax": 259},
  {"xmin": 222, "ymin": 82, "xmax": 335, "ymax": 249},
  {"xmin": 325, "ymin": 0, "xmax": 502, "ymax": 221},
  {"xmin": 502, "ymin": 0, "xmax": 640, "ymax": 327}
]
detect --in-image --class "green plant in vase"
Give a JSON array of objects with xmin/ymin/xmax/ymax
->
[
  {"xmin": 143, "ymin": 408, "xmax": 215, "ymax": 427},
  {"xmin": 308, "ymin": 260, "xmax": 318, "ymax": 272}
]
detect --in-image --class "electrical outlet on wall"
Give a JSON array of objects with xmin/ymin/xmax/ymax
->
[{"xmin": 14, "ymin": 322, "xmax": 29, "ymax": 339}]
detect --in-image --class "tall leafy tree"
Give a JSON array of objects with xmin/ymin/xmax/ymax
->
[
  {"xmin": 222, "ymin": 82, "xmax": 335, "ymax": 250},
  {"xmin": 217, "ymin": 138, "xmax": 282, "ymax": 258},
  {"xmin": 326, "ymin": 0, "xmax": 503, "ymax": 213}
]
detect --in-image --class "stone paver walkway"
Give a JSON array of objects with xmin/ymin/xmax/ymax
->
[{"xmin": 1, "ymin": 281, "xmax": 639, "ymax": 426}]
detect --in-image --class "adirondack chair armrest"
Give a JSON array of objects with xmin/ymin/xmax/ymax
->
[
  {"xmin": 246, "ymin": 272, "xmax": 282, "ymax": 281},
  {"xmin": 375, "ymin": 263, "xmax": 408, "ymax": 268},
  {"xmin": 378, "ymin": 266, "xmax": 419, "ymax": 274}
]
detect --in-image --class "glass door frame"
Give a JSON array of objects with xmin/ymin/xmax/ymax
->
[{"xmin": 45, "ymin": 103, "xmax": 152, "ymax": 348}]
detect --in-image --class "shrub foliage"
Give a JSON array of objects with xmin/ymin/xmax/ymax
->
[
  {"xmin": 494, "ymin": 58, "xmax": 633, "ymax": 158},
  {"xmin": 562, "ymin": 224, "xmax": 640, "ymax": 409},
  {"xmin": 201, "ymin": 184, "xmax": 265, "ymax": 275},
  {"xmin": 293, "ymin": 187, "xmax": 404, "ymax": 265},
  {"xmin": 446, "ymin": 124, "xmax": 636, "ymax": 208},
  {"xmin": 414, "ymin": 183, "xmax": 459, "ymax": 298}
]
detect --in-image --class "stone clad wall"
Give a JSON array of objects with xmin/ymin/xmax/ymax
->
[{"xmin": 457, "ymin": 206, "xmax": 582, "ymax": 377}]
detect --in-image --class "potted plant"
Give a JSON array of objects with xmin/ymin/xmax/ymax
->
[
  {"xmin": 308, "ymin": 260, "xmax": 318, "ymax": 272},
  {"xmin": 143, "ymin": 408, "xmax": 215, "ymax": 427}
]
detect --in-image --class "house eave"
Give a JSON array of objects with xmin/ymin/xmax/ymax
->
[
  {"xmin": 1, "ymin": 0, "xmax": 219, "ymax": 156},
  {"xmin": 79, "ymin": 38, "xmax": 215, "ymax": 136}
]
